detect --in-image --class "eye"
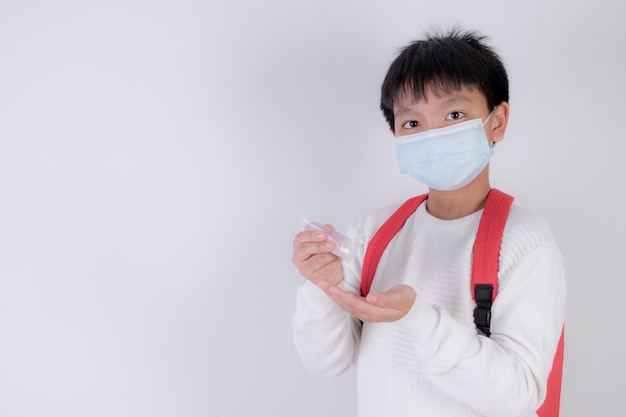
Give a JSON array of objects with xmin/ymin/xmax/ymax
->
[
  {"xmin": 446, "ymin": 111, "xmax": 465, "ymax": 121},
  {"xmin": 401, "ymin": 120, "xmax": 419, "ymax": 129}
]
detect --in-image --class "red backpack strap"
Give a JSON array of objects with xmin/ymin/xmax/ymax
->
[
  {"xmin": 472, "ymin": 189, "xmax": 564, "ymax": 415},
  {"xmin": 537, "ymin": 327, "xmax": 565, "ymax": 417},
  {"xmin": 471, "ymin": 188, "xmax": 514, "ymax": 336},
  {"xmin": 360, "ymin": 194, "xmax": 428, "ymax": 297}
]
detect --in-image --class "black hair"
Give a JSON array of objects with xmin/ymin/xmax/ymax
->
[{"xmin": 380, "ymin": 28, "xmax": 509, "ymax": 132}]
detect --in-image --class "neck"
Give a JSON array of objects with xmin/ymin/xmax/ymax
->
[{"xmin": 425, "ymin": 170, "xmax": 492, "ymax": 220}]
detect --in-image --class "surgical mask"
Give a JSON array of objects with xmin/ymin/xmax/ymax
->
[{"xmin": 395, "ymin": 111, "xmax": 495, "ymax": 191}]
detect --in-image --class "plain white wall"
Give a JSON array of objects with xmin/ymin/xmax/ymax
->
[{"xmin": 0, "ymin": 1, "xmax": 624, "ymax": 416}]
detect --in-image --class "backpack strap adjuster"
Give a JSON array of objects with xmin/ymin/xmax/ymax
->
[{"xmin": 473, "ymin": 283, "xmax": 493, "ymax": 337}]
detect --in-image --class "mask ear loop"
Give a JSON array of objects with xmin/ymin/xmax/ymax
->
[
  {"xmin": 483, "ymin": 106, "xmax": 498, "ymax": 150},
  {"xmin": 482, "ymin": 106, "xmax": 497, "ymax": 126}
]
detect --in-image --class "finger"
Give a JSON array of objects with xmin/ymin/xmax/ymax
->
[
  {"xmin": 293, "ymin": 230, "xmax": 326, "ymax": 246},
  {"xmin": 323, "ymin": 284, "xmax": 416, "ymax": 323},
  {"xmin": 305, "ymin": 253, "xmax": 342, "ymax": 275},
  {"xmin": 324, "ymin": 287, "xmax": 396, "ymax": 322},
  {"xmin": 292, "ymin": 242, "xmax": 334, "ymax": 264},
  {"xmin": 292, "ymin": 233, "xmax": 335, "ymax": 264},
  {"xmin": 366, "ymin": 285, "xmax": 416, "ymax": 310},
  {"xmin": 325, "ymin": 285, "xmax": 369, "ymax": 313},
  {"xmin": 317, "ymin": 279, "xmax": 331, "ymax": 291}
]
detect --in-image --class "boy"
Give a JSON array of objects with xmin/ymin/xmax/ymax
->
[{"xmin": 291, "ymin": 28, "xmax": 566, "ymax": 417}]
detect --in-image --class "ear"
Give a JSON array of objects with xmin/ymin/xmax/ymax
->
[{"xmin": 489, "ymin": 101, "xmax": 509, "ymax": 143}]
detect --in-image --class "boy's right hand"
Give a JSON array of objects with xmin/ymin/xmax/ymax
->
[{"xmin": 292, "ymin": 229, "xmax": 344, "ymax": 286}]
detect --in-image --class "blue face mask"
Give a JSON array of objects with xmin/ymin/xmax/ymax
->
[{"xmin": 395, "ymin": 112, "xmax": 495, "ymax": 191}]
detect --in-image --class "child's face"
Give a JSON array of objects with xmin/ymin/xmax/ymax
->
[{"xmin": 392, "ymin": 86, "xmax": 493, "ymax": 138}]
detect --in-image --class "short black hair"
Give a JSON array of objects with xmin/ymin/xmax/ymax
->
[{"xmin": 380, "ymin": 28, "xmax": 509, "ymax": 132}]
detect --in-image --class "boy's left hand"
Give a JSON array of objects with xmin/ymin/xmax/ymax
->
[{"xmin": 317, "ymin": 281, "xmax": 416, "ymax": 323}]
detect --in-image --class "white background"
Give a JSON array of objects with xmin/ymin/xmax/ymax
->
[{"xmin": 0, "ymin": 1, "xmax": 624, "ymax": 416}]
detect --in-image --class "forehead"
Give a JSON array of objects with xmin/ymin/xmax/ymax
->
[{"xmin": 393, "ymin": 85, "xmax": 488, "ymax": 113}]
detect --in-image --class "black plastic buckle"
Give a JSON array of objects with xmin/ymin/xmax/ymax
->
[{"xmin": 473, "ymin": 284, "xmax": 493, "ymax": 337}]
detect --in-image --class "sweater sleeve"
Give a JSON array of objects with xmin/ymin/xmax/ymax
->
[
  {"xmin": 394, "ymin": 231, "xmax": 566, "ymax": 417},
  {"xmin": 291, "ymin": 222, "xmax": 367, "ymax": 377},
  {"xmin": 292, "ymin": 280, "xmax": 362, "ymax": 376}
]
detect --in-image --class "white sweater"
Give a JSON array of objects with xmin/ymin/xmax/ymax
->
[{"xmin": 292, "ymin": 200, "xmax": 566, "ymax": 417}]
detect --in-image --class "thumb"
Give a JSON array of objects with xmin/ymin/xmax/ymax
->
[{"xmin": 366, "ymin": 285, "xmax": 416, "ymax": 309}]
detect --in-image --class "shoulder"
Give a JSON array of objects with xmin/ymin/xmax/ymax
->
[
  {"xmin": 498, "ymin": 204, "xmax": 563, "ymax": 280},
  {"xmin": 503, "ymin": 204, "xmax": 558, "ymax": 249},
  {"xmin": 496, "ymin": 203, "xmax": 566, "ymax": 306}
]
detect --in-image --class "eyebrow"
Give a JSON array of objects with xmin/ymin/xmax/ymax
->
[
  {"xmin": 440, "ymin": 95, "xmax": 473, "ymax": 107},
  {"xmin": 393, "ymin": 95, "xmax": 473, "ymax": 117},
  {"xmin": 393, "ymin": 107, "xmax": 416, "ymax": 117}
]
